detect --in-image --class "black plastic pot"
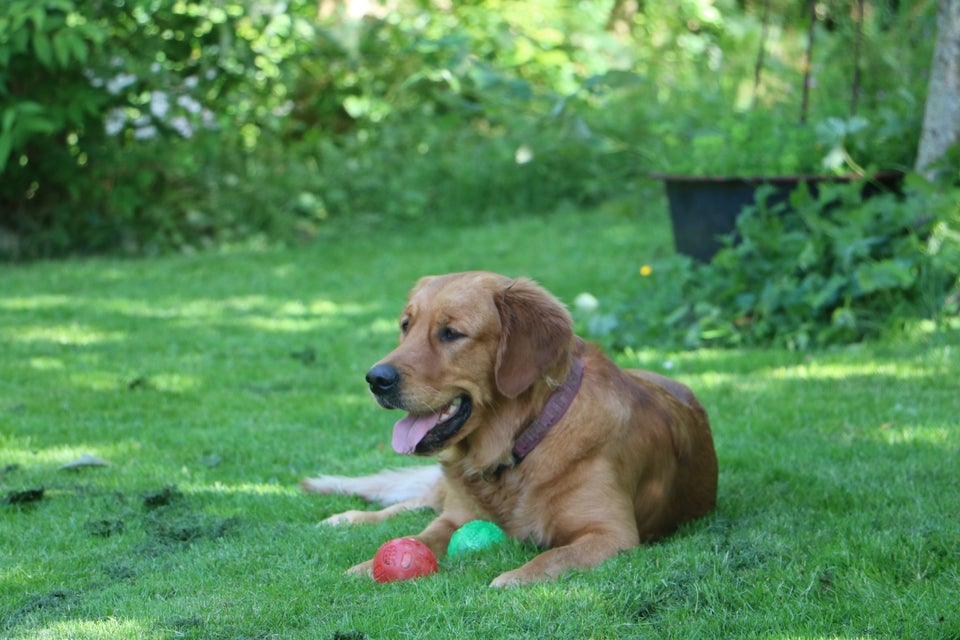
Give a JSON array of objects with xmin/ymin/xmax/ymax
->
[{"xmin": 655, "ymin": 172, "xmax": 905, "ymax": 262}]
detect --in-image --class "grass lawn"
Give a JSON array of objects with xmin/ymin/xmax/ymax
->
[{"xmin": 1, "ymin": 196, "xmax": 958, "ymax": 639}]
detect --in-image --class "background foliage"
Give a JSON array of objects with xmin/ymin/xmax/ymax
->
[{"xmin": 1, "ymin": 0, "xmax": 317, "ymax": 255}]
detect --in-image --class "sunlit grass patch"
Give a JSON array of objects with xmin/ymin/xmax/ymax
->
[
  {"xmin": 1, "ymin": 205, "xmax": 958, "ymax": 640},
  {"xmin": 4, "ymin": 323, "xmax": 125, "ymax": 347}
]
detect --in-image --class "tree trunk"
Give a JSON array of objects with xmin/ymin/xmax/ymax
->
[{"xmin": 916, "ymin": 0, "xmax": 960, "ymax": 180}]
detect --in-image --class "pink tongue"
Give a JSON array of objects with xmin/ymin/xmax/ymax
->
[{"xmin": 392, "ymin": 412, "xmax": 443, "ymax": 455}]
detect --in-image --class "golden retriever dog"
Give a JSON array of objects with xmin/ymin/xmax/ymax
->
[{"xmin": 302, "ymin": 271, "xmax": 717, "ymax": 587}]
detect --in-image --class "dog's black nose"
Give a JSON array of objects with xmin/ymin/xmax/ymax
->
[{"xmin": 366, "ymin": 364, "xmax": 400, "ymax": 395}]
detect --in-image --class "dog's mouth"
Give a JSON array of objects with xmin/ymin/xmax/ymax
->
[{"xmin": 392, "ymin": 395, "xmax": 472, "ymax": 456}]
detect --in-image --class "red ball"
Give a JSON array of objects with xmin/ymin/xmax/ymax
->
[{"xmin": 372, "ymin": 538, "xmax": 438, "ymax": 583}]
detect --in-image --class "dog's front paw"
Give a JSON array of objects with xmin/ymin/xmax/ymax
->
[
  {"xmin": 490, "ymin": 568, "xmax": 537, "ymax": 589},
  {"xmin": 318, "ymin": 510, "xmax": 368, "ymax": 526},
  {"xmin": 346, "ymin": 559, "xmax": 375, "ymax": 579}
]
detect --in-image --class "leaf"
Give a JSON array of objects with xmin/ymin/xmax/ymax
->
[
  {"xmin": 33, "ymin": 30, "xmax": 53, "ymax": 68},
  {"xmin": 28, "ymin": 5, "xmax": 46, "ymax": 32},
  {"xmin": 0, "ymin": 134, "xmax": 11, "ymax": 173},
  {"xmin": 807, "ymin": 274, "xmax": 847, "ymax": 311},
  {"xmin": 831, "ymin": 306, "xmax": 857, "ymax": 328},
  {"xmin": 846, "ymin": 116, "xmax": 870, "ymax": 135},
  {"xmin": 1, "ymin": 107, "xmax": 15, "ymax": 131},
  {"xmin": 854, "ymin": 259, "xmax": 915, "ymax": 295},
  {"xmin": 17, "ymin": 113, "xmax": 58, "ymax": 140},
  {"xmin": 67, "ymin": 29, "xmax": 89, "ymax": 64},
  {"xmin": 52, "ymin": 29, "xmax": 72, "ymax": 67},
  {"xmin": 0, "ymin": 108, "xmax": 16, "ymax": 172}
]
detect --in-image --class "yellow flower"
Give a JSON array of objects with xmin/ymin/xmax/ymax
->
[{"xmin": 639, "ymin": 264, "xmax": 652, "ymax": 277}]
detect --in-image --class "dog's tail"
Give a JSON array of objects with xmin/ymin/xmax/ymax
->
[{"xmin": 300, "ymin": 464, "xmax": 443, "ymax": 506}]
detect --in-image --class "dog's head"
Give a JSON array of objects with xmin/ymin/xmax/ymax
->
[{"xmin": 366, "ymin": 271, "xmax": 574, "ymax": 456}]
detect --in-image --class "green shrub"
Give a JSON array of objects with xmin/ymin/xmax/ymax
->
[
  {"xmin": 0, "ymin": 0, "xmax": 320, "ymax": 258},
  {"xmin": 286, "ymin": 9, "xmax": 633, "ymax": 226},
  {"xmin": 0, "ymin": 0, "xmax": 637, "ymax": 257},
  {"xmin": 579, "ymin": 177, "xmax": 960, "ymax": 350},
  {"xmin": 584, "ymin": 1, "xmax": 933, "ymax": 178}
]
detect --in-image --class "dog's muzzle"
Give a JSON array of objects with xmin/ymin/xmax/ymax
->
[
  {"xmin": 366, "ymin": 363, "xmax": 402, "ymax": 408},
  {"xmin": 365, "ymin": 362, "xmax": 473, "ymax": 455}
]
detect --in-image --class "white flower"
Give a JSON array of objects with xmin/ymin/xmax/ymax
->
[
  {"xmin": 574, "ymin": 292, "xmax": 599, "ymax": 313},
  {"xmin": 272, "ymin": 100, "xmax": 294, "ymax": 117},
  {"xmin": 515, "ymin": 144, "xmax": 534, "ymax": 165},
  {"xmin": 170, "ymin": 115, "xmax": 193, "ymax": 139},
  {"xmin": 133, "ymin": 124, "xmax": 157, "ymax": 140},
  {"xmin": 200, "ymin": 109, "xmax": 216, "ymax": 129},
  {"xmin": 150, "ymin": 91, "xmax": 170, "ymax": 119},
  {"xmin": 84, "ymin": 68, "xmax": 104, "ymax": 88},
  {"xmin": 106, "ymin": 72, "xmax": 137, "ymax": 96},
  {"xmin": 104, "ymin": 108, "xmax": 127, "ymax": 136},
  {"xmin": 176, "ymin": 94, "xmax": 202, "ymax": 114}
]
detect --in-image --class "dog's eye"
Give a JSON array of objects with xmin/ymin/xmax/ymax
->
[
  {"xmin": 400, "ymin": 317, "xmax": 410, "ymax": 334},
  {"xmin": 438, "ymin": 326, "xmax": 466, "ymax": 342}
]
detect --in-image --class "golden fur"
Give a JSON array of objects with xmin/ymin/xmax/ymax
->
[{"xmin": 303, "ymin": 271, "xmax": 718, "ymax": 587}]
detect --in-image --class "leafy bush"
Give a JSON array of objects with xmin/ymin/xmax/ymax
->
[
  {"xmin": 644, "ymin": 104, "xmax": 921, "ymax": 177},
  {"xmin": 579, "ymin": 178, "xmax": 960, "ymax": 350},
  {"xmin": 0, "ymin": 0, "xmax": 321, "ymax": 258},
  {"xmin": 583, "ymin": 0, "xmax": 933, "ymax": 178},
  {"xmin": 0, "ymin": 0, "xmax": 637, "ymax": 257},
  {"xmin": 286, "ymin": 7, "xmax": 632, "ymax": 225}
]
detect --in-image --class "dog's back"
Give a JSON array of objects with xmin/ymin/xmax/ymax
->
[{"xmin": 626, "ymin": 369, "xmax": 718, "ymax": 534}]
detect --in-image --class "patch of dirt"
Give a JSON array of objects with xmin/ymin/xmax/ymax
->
[
  {"xmin": 143, "ymin": 485, "xmax": 183, "ymax": 509},
  {"xmin": 101, "ymin": 559, "xmax": 139, "ymax": 581},
  {"xmin": 3, "ymin": 589, "xmax": 75, "ymax": 631},
  {"xmin": 145, "ymin": 509, "xmax": 238, "ymax": 545},
  {"xmin": 2, "ymin": 463, "xmax": 21, "ymax": 476},
  {"xmin": 3, "ymin": 487, "xmax": 44, "ymax": 505},
  {"xmin": 83, "ymin": 518, "xmax": 125, "ymax": 537}
]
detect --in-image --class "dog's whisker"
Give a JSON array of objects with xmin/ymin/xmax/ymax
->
[{"xmin": 406, "ymin": 385, "xmax": 447, "ymax": 414}]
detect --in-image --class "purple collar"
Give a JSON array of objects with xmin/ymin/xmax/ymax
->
[
  {"xmin": 513, "ymin": 357, "xmax": 585, "ymax": 460},
  {"xmin": 484, "ymin": 357, "xmax": 585, "ymax": 481}
]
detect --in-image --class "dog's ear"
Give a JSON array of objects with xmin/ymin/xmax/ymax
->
[{"xmin": 494, "ymin": 278, "xmax": 574, "ymax": 398}]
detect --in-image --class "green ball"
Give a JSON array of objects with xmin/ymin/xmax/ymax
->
[{"xmin": 447, "ymin": 520, "xmax": 506, "ymax": 557}]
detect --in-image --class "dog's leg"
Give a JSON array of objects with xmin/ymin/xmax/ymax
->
[
  {"xmin": 345, "ymin": 487, "xmax": 480, "ymax": 577},
  {"xmin": 490, "ymin": 525, "xmax": 639, "ymax": 588},
  {"xmin": 301, "ymin": 465, "xmax": 444, "ymax": 526},
  {"xmin": 489, "ymin": 488, "xmax": 640, "ymax": 588},
  {"xmin": 344, "ymin": 512, "xmax": 463, "ymax": 578},
  {"xmin": 319, "ymin": 496, "xmax": 434, "ymax": 526},
  {"xmin": 300, "ymin": 465, "xmax": 442, "ymax": 504}
]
